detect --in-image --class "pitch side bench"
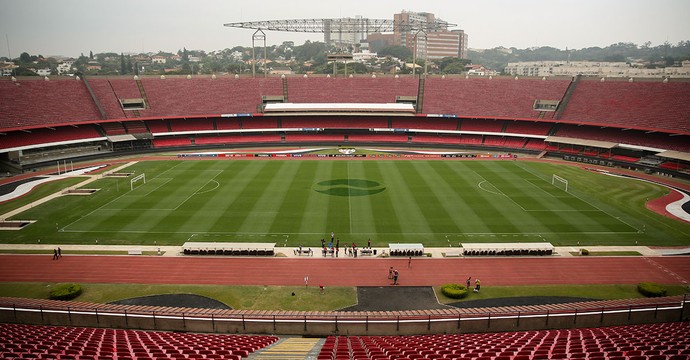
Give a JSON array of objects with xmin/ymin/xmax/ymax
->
[
  {"xmin": 182, "ymin": 242, "xmax": 276, "ymax": 256},
  {"xmin": 389, "ymin": 243, "xmax": 424, "ymax": 257},
  {"xmin": 461, "ymin": 242, "xmax": 555, "ymax": 256}
]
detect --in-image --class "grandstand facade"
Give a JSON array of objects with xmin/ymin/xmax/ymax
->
[{"xmin": 1, "ymin": 75, "xmax": 689, "ymax": 176}]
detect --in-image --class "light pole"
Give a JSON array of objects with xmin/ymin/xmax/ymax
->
[{"xmin": 411, "ymin": 29, "xmax": 427, "ymax": 77}]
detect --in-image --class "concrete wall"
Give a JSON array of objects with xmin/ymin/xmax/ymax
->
[{"xmin": 1, "ymin": 301, "xmax": 687, "ymax": 336}]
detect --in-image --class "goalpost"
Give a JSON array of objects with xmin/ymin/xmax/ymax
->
[
  {"xmin": 552, "ymin": 174, "xmax": 568, "ymax": 192},
  {"xmin": 130, "ymin": 173, "xmax": 146, "ymax": 191}
]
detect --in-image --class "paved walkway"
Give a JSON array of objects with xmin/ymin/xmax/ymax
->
[{"xmin": 0, "ymin": 243, "xmax": 676, "ymax": 258}]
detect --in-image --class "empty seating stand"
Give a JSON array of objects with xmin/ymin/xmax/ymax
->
[
  {"xmin": 138, "ymin": 77, "xmax": 282, "ymax": 117},
  {"xmin": 0, "ymin": 322, "xmax": 278, "ymax": 360},
  {"xmin": 0, "ymin": 125, "xmax": 104, "ymax": 151},
  {"xmin": 0, "ymin": 78, "xmax": 102, "ymax": 130},
  {"xmin": 3, "ymin": 76, "xmax": 689, "ymax": 160},
  {"xmin": 423, "ymin": 77, "xmax": 571, "ymax": 119},
  {"xmin": 287, "ymin": 77, "xmax": 418, "ymax": 104},
  {"xmin": 317, "ymin": 322, "xmax": 690, "ymax": 360},
  {"xmin": 559, "ymin": 79, "xmax": 690, "ymax": 133}
]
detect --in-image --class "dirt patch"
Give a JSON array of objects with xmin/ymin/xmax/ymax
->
[
  {"xmin": 63, "ymin": 189, "xmax": 99, "ymax": 195},
  {"xmin": 340, "ymin": 286, "xmax": 449, "ymax": 312}
]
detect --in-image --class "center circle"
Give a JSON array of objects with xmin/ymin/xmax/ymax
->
[{"xmin": 313, "ymin": 179, "xmax": 386, "ymax": 197}]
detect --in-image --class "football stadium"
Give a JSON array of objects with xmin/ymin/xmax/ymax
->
[{"xmin": 1, "ymin": 71, "xmax": 690, "ymax": 357}]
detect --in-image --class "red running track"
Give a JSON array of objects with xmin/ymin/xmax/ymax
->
[{"xmin": 0, "ymin": 255, "xmax": 688, "ymax": 287}]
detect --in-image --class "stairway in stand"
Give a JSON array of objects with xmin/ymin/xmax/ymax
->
[{"xmin": 250, "ymin": 337, "xmax": 324, "ymax": 359}]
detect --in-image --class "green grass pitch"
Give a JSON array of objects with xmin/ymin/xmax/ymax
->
[{"xmin": 2, "ymin": 159, "xmax": 689, "ymax": 247}]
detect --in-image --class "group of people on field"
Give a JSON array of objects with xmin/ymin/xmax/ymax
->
[
  {"xmin": 388, "ymin": 266, "xmax": 400, "ymax": 285},
  {"xmin": 52, "ymin": 247, "xmax": 62, "ymax": 260},
  {"xmin": 467, "ymin": 276, "xmax": 481, "ymax": 292},
  {"xmin": 320, "ymin": 232, "xmax": 373, "ymax": 258}
]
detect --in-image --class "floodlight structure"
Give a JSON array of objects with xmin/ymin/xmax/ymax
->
[
  {"xmin": 252, "ymin": 29, "xmax": 267, "ymax": 78},
  {"xmin": 224, "ymin": 17, "xmax": 457, "ymax": 77},
  {"xmin": 224, "ymin": 18, "xmax": 455, "ymax": 34}
]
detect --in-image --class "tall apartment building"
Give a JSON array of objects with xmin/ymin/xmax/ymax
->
[
  {"xmin": 327, "ymin": 11, "xmax": 469, "ymax": 59},
  {"xmin": 393, "ymin": 11, "xmax": 468, "ymax": 60}
]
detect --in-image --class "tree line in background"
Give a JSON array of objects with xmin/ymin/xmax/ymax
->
[
  {"xmin": 470, "ymin": 41, "xmax": 690, "ymax": 72},
  {"xmin": 3, "ymin": 40, "xmax": 689, "ymax": 77}
]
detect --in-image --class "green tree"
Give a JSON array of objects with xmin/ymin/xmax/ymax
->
[
  {"xmin": 293, "ymin": 41, "xmax": 327, "ymax": 62},
  {"xmin": 89, "ymin": 51, "xmax": 94, "ymax": 60},
  {"xmin": 378, "ymin": 46, "xmax": 412, "ymax": 60},
  {"xmin": 437, "ymin": 57, "xmax": 471, "ymax": 73},
  {"xmin": 19, "ymin": 52, "xmax": 32, "ymax": 63},
  {"xmin": 342, "ymin": 62, "xmax": 369, "ymax": 74}
]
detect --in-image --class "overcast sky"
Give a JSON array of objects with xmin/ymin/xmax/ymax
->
[{"xmin": 1, "ymin": 0, "xmax": 689, "ymax": 58}]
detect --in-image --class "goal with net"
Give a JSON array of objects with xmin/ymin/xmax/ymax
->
[
  {"xmin": 130, "ymin": 173, "xmax": 146, "ymax": 191},
  {"xmin": 551, "ymin": 174, "xmax": 568, "ymax": 192}
]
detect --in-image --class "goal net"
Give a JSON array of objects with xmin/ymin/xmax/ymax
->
[
  {"xmin": 552, "ymin": 174, "xmax": 568, "ymax": 192},
  {"xmin": 130, "ymin": 173, "xmax": 146, "ymax": 191}
]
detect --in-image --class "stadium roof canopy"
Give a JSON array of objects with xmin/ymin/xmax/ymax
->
[
  {"xmin": 545, "ymin": 136, "xmax": 617, "ymax": 149},
  {"xmin": 656, "ymin": 150, "xmax": 690, "ymax": 162},
  {"xmin": 263, "ymin": 103, "xmax": 416, "ymax": 114}
]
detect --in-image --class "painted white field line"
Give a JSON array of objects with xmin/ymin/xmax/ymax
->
[
  {"xmin": 470, "ymin": 168, "xmax": 528, "ymax": 211},
  {"xmin": 523, "ymin": 178, "xmax": 567, "ymax": 199},
  {"xmin": 196, "ymin": 180, "xmax": 220, "ymax": 195},
  {"xmin": 172, "ymin": 170, "xmax": 224, "ymax": 210},
  {"xmin": 98, "ymin": 171, "xmax": 223, "ymax": 212},
  {"xmin": 477, "ymin": 180, "xmax": 503, "ymax": 196},
  {"xmin": 60, "ymin": 162, "xmax": 185, "ymax": 231},
  {"xmin": 129, "ymin": 178, "xmax": 173, "ymax": 197},
  {"xmin": 511, "ymin": 161, "xmax": 640, "ymax": 231}
]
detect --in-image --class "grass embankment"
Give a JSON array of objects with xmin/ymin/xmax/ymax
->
[
  {"xmin": 1, "ymin": 283, "xmax": 688, "ymax": 311},
  {"xmin": 0, "ymin": 283, "xmax": 356, "ymax": 311},
  {"xmin": 434, "ymin": 284, "xmax": 690, "ymax": 304}
]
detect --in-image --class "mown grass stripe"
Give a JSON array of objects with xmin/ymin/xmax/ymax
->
[
  {"xmin": 237, "ymin": 161, "xmax": 301, "ymax": 234},
  {"xmin": 435, "ymin": 161, "xmax": 493, "ymax": 234},
  {"xmin": 296, "ymin": 161, "xmax": 332, "ymax": 241},
  {"xmin": 269, "ymin": 161, "xmax": 317, "ymax": 236},
  {"xmin": 347, "ymin": 161, "xmax": 378, "ymax": 241},
  {"xmin": 377, "ymin": 161, "xmax": 434, "ymax": 240},
  {"xmin": 367, "ymin": 161, "xmax": 403, "ymax": 242}
]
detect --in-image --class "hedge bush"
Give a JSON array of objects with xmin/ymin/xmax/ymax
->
[
  {"xmin": 580, "ymin": 249, "xmax": 589, "ymax": 255},
  {"xmin": 637, "ymin": 282, "xmax": 667, "ymax": 297},
  {"xmin": 441, "ymin": 283, "xmax": 469, "ymax": 299},
  {"xmin": 49, "ymin": 283, "xmax": 82, "ymax": 301}
]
